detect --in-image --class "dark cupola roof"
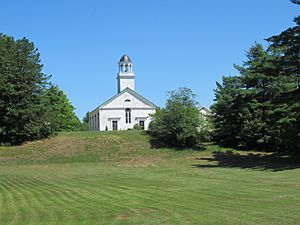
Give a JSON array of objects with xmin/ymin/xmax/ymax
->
[{"xmin": 119, "ymin": 54, "xmax": 131, "ymax": 63}]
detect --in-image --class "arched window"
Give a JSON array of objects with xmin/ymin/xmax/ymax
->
[
  {"xmin": 125, "ymin": 99, "xmax": 131, "ymax": 102},
  {"xmin": 125, "ymin": 108, "xmax": 131, "ymax": 124}
]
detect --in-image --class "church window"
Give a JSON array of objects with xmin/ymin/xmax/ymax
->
[
  {"xmin": 125, "ymin": 99, "xmax": 131, "ymax": 102},
  {"xmin": 125, "ymin": 108, "xmax": 131, "ymax": 124}
]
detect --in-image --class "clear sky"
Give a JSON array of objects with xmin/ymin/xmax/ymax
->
[{"xmin": 1, "ymin": 1, "xmax": 299, "ymax": 119}]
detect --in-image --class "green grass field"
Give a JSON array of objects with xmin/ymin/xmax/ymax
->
[{"xmin": 0, "ymin": 131, "xmax": 300, "ymax": 225}]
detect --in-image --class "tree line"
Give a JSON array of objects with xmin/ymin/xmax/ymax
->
[
  {"xmin": 0, "ymin": 34, "xmax": 81, "ymax": 145},
  {"xmin": 211, "ymin": 15, "xmax": 300, "ymax": 152},
  {"xmin": 149, "ymin": 3, "xmax": 299, "ymax": 153},
  {"xmin": 1, "ymin": 1, "xmax": 298, "ymax": 152}
]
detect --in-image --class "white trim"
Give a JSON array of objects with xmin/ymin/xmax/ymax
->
[
  {"xmin": 108, "ymin": 117, "xmax": 121, "ymax": 120},
  {"xmin": 135, "ymin": 116, "xmax": 148, "ymax": 120},
  {"xmin": 101, "ymin": 107, "xmax": 155, "ymax": 110},
  {"xmin": 94, "ymin": 88, "xmax": 157, "ymax": 110}
]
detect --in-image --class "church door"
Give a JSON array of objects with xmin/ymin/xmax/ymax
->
[
  {"xmin": 139, "ymin": 120, "xmax": 145, "ymax": 130},
  {"xmin": 112, "ymin": 121, "xmax": 118, "ymax": 131}
]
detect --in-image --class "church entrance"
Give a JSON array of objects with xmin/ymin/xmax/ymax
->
[
  {"xmin": 139, "ymin": 120, "xmax": 145, "ymax": 130},
  {"xmin": 112, "ymin": 121, "xmax": 118, "ymax": 131}
]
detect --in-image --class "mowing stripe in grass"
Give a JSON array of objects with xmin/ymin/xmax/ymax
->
[
  {"xmin": 15, "ymin": 177, "xmax": 66, "ymax": 223},
  {"xmin": 0, "ymin": 179, "xmax": 17, "ymax": 224},
  {"xmin": 3, "ymin": 177, "xmax": 35, "ymax": 225},
  {"xmin": 0, "ymin": 131, "xmax": 299, "ymax": 224},
  {"xmin": 8, "ymin": 176, "xmax": 50, "ymax": 224}
]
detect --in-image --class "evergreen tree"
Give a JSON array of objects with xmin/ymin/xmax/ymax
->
[
  {"xmin": 235, "ymin": 43, "xmax": 287, "ymax": 149},
  {"xmin": 290, "ymin": 0, "xmax": 300, "ymax": 5},
  {"xmin": 0, "ymin": 34, "xmax": 50, "ymax": 144},
  {"xmin": 0, "ymin": 34, "xmax": 81, "ymax": 144},
  {"xmin": 211, "ymin": 76, "xmax": 244, "ymax": 147},
  {"xmin": 212, "ymin": 16, "xmax": 300, "ymax": 152},
  {"xmin": 267, "ymin": 16, "xmax": 300, "ymax": 151}
]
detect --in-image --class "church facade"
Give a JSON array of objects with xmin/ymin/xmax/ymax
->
[{"xmin": 89, "ymin": 55, "xmax": 156, "ymax": 131}]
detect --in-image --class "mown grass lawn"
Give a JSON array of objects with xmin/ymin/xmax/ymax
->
[{"xmin": 0, "ymin": 131, "xmax": 299, "ymax": 225}]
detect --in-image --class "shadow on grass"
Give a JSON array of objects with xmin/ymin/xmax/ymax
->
[
  {"xmin": 149, "ymin": 139, "xmax": 207, "ymax": 151},
  {"xmin": 145, "ymin": 132, "xmax": 208, "ymax": 151},
  {"xmin": 192, "ymin": 150, "xmax": 300, "ymax": 172}
]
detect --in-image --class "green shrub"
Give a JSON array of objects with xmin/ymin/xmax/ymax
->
[
  {"xmin": 149, "ymin": 87, "xmax": 209, "ymax": 148},
  {"xmin": 133, "ymin": 124, "xmax": 142, "ymax": 130}
]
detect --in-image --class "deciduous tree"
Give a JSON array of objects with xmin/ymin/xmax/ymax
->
[
  {"xmin": 42, "ymin": 84, "xmax": 81, "ymax": 132},
  {"xmin": 149, "ymin": 87, "xmax": 208, "ymax": 148}
]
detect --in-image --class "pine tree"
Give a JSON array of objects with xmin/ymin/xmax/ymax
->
[
  {"xmin": 0, "ymin": 34, "xmax": 81, "ymax": 144},
  {"xmin": 266, "ymin": 16, "xmax": 300, "ymax": 151},
  {"xmin": 212, "ymin": 16, "xmax": 300, "ymax": 152},
  {"xmin": 0, "ymin": 34, "xmax": 50, "ymax": 144},
  {"xmin": 211, "ymin": 76, "xmax": 244, "ymax": 147}
]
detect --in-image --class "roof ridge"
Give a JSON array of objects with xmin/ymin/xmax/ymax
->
[{"xmin": 91, "ymin": 88, "xmax": 156, "ymax": 112}]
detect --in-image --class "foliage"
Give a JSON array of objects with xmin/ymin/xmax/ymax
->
[
  {"xmin": 290, "ymin": 0, "xmax": 300, "ymax": 5},
  {"xmin": 149, "ymin": 87, "xmax": 207, "ymax": 148},
  {"xmin": 42, "ymin": 84, "xmax": 81, "ymax": 132},
  {"xmin": 133, "ymin": 124, "xmax": 142, "ymax": 130},
  {"xmin": 211, "ymin": 76, "xmax": 244, "ymax": 147},
  {"xmin": 212, "ymin": 16, "xmax": 300, "ymax": 152},
  {"xmin": 81, "ymin": 111, "xmax": 90, "ymax": 131},
  {"xmin": 0, "ymin": 34, "xmax": 50, "ymax": 144},
  {"xmin": 0, "ymin": 34, "xmax": 80, "ymax": 145}
]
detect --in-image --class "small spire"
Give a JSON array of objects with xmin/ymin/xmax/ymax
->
[{"xmin": 119, "ymin": 54, "xmax": 131, "ymax": 63}]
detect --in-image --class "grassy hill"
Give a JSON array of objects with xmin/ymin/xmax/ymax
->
[
  {"xmin": 0, "ymin": 131, "xmax": 300, "ymax": 225},
  {"xmin": 0, "ymin": 131, "xmax": 186, "ymax": 165}
]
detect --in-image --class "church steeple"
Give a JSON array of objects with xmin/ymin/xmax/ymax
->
[{"xmin": 117, "ymin": 54, "xmax": 135, "ymax": 93}]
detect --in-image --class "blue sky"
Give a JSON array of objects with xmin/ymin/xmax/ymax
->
[{"xmin": 1, "ymin": 1, "xmax": 299, "ymax": 119}]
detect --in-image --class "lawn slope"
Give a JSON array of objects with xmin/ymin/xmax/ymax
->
[
  {"xmin": 0, "ymin": 131, "xmax": 183, "ymax": 165},
  {"xmin": 0, "ymin": 131, "xmax": 299, "ymax": 225}
]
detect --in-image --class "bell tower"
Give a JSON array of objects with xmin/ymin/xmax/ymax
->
[{"xmin": 117, "ymin": 54, "xmax": 135, "ymax": 93}]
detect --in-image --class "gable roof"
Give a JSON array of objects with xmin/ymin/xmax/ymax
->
[
  {"xmin": 199, "ymin": 106, "xmax": 211, "ymax": 112},
  {"xmin": 92, "ymin": 88, "xmax": 157, "ymax": 111},
  {"xmin": 199, "ymin": 106, "xmax": 214, "ymax": 116}
]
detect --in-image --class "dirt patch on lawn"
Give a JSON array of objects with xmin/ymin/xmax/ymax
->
[
  {"xmin": 118, "ymin": 156, "xmax": 164, "ymax": 167},
  {"xmin": 39, "ymin": 136, "xmax": 86, "ymax": 156},
  {"xmin": 290, "ymin": 184, "xmax": 300, "ymax": 189},
  {"xmin": 116, "ymin": 208, "xmax": 157, "ymax": 221}
]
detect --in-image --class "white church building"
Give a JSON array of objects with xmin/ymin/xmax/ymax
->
[{"xmin": 89, "ymin": 55, "xmax": 156, "ymax": 131}]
